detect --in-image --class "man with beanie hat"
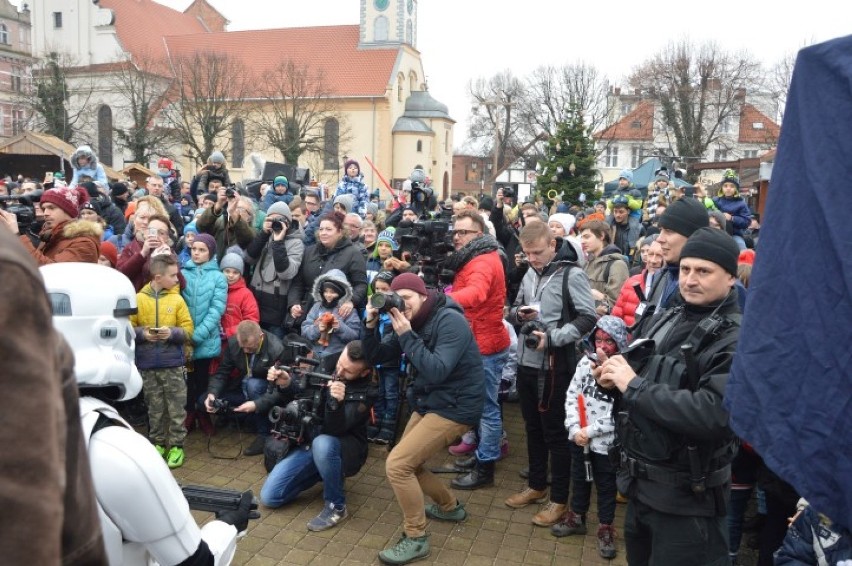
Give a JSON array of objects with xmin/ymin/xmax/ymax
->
[
  {"xmin": 595, "ymin": 226, "xmax": 741, "ymax": 565},
  {"xmin": 633, "ymin": 197, "xmax": 709, "ymax": 335},
  {"xmin": 364, "ymin": 272, "xmax": 485, "ymax": 565},
  {"xmin": 0, "ymin": 185, "xmax": 101, "ymax": 264}
]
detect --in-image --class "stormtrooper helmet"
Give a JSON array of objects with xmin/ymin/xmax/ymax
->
[{"xmin": 40, "ymin": 263, "xmax": 142, "ymax": 401}]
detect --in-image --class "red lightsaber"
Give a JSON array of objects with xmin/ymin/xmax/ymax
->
[
  {"xmin": 577, "ymin": 394, "xmax": 593, "ymax": 482},
  {"xmin": 363, "ymin": 155, "xmax": 398, "ymax": 199}
]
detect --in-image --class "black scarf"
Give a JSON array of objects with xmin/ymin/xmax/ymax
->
[
  {"xmin": 443, "ymin": 234, "xmax": 499, "ymax": 273},
  {"xmin": 410, "ymin": 290, "xmax": 438, "ymax": 331}
]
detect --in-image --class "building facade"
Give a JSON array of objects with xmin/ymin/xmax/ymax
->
[
  {"xmin": 28, "ymin": 0, "xmax": 455, "ymax": 198},
  {"xmin": 0, "ymin": 0, "xmax": 32, "ymax": 140}
]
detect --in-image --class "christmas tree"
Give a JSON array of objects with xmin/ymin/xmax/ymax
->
[{"xmin": 536, "ymin": 105, "xmax": 598, "ymax": 207}]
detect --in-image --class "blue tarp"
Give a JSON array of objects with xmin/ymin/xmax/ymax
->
[
  {"xmin": 725, "ymin": 35, "xmax": 852, "ymax": 529},
  {"xmin": 602, "ymin": 157, "xmax": 693, "ymax": 198}
]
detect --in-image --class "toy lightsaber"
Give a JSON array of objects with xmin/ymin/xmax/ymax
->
[
  {"xmin": 577, "ymin": 393, "xmax": 593, "ymax": 482},
  {"xmin": 363, "ymin": 155, "xmax": 398, "ymax": 199}
]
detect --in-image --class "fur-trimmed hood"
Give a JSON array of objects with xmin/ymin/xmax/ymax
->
[
  {"xmin": 310, "ymin": 268, "xmax": 353, "ymax": 305},
  {"xmin": 60, "ymin": 219, "xmax": 104, "ymax": 239},
  {"xmin": 71, "ymin": 145, "xmax": 100, "ymax": 170}
]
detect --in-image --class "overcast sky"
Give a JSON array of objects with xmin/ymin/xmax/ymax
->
[{"xmin": 36, "ymin": 0, "xmax": 852, "ymax": 148}]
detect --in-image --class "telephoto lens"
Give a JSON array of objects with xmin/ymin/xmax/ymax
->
[{"xmin": 370, "ymin": 292, "xmax": 406, "ymax": 313}]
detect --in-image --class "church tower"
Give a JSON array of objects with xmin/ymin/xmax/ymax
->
[{"xmin": 360, "ymin": 0, "xmax": 417, "ymax": 48}]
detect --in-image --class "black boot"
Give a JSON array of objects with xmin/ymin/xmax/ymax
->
[
  {"xmin": 451, "ymin": 460, "xmax": 495, "ymax": 490},
  {"xmin": 454, "ymin": 454, "xmax": 476, "ymax": 469}
]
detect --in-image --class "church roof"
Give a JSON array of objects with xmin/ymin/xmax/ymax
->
[
  {"xmin": 392, "ymin": 116, "xmax": 432, "ymax": 134},
  {"xmin": 403, "ymin": 91, "xmax": 451, "ymax": 119},
  {"xmin": 162, "ymin": 26, "xmax": 400, "ymax": 97}
]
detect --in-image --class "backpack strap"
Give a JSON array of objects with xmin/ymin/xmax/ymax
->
[{"xmin": 559, "ymin": 264, "xmax": 578, "ymax": 325}]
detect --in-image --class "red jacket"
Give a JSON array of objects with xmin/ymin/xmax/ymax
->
[
  {"xmin": 221, "ymin": 278, "xmax": 260, "ymax": 339},
  {"xmin": 448, "ymin": 250, "xmax": 509, "ymax": 355},
  {"xmin": 611, "ymin": 271, "xmax": 648, "ymax": 327}
]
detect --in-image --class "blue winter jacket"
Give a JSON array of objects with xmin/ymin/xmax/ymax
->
[
  {"xmin": 712, "ymin": 196, "xmax": 752, "ymax": 236},
  {"xmin": 262, "ymin": 190, "xmax": 294, "ymax": 211},
  {"xmin": 335, "ymin": 175, "xmax": 369, "ymax": 216},
  {"xmin": 181, "ymin": 259, "xmax": 227, "ymax": 360}
]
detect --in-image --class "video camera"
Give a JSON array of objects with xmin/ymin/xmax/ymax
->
[
  {"xmin": 394, "ymin": 220, "xmax": 455, "ymax": 288},
  {"xmin": 268, "ymin": 357, "xmax": 336, "ymax": 444},
  {"xmin": 0, "ymin": 190, "xmax": 42, "ymax": 233}
]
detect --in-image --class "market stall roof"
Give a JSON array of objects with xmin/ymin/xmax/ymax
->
[{"xmin": 0, "ymin": 131, "xmax": 121, "ymax": 182}]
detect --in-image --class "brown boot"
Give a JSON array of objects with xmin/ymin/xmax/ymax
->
[
  {"xmin": 505, "ymin": 487, "xmax": 548, "ymax": 509},
  {"xmin": 532, "ymin": 502, "xmax": 566, "ymax": 527}
]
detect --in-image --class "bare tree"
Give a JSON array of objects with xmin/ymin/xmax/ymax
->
[
  {"xmin": 107, "ymin": 52, "xmax": 174, "ymax": 164},
  {"xmin": 249, "ymin": 59, "xmax": 350, "ymax": 166},
  {"xmin": 767, "ymin": 51, "xmax": 797, "ymax": 123},
  {"xmin": 467, "ymin": 70, "xmax": 526, "ymax": 176},
  {"xmin": 27, "ymin": 51, "xmax": 97, "ymax": 143},
  {"xmin": 628, "ymin": 40, "xmax": 765, "ymax": 169},
  {"xmin": 160, "ymin": 51, "xmax": 249, "ymax": 166}
]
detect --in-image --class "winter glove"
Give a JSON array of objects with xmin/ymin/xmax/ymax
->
[{"xmin": 215, "ymin": 491, "xmax": 256, "ymax": 533}]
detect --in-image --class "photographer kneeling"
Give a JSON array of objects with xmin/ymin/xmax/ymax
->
[
  {"xmin": 364, "ymin": 273, "xmax": 485, "ymax": 566},
  {"xmin": 248, "ymin": 341, "xmax": 376, "ymax": 532}
]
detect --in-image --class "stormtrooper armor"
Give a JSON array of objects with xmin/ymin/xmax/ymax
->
[{"xmin": 41, "ymin": 263, "xmax": 240, "ymax": 565}]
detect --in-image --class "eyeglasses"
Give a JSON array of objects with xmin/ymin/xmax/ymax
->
[{"xmin": 452, "ymin": 229, "xmax": 481, "ymax": 237}]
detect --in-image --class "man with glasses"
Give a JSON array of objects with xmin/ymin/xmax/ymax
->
[
  {"xmin": 443, "ymin": 210, "xmax": 510, "ymax": 490},
  {"xmin": 146, "ymin": 176, "xmax": 184, "ymax": 236}
]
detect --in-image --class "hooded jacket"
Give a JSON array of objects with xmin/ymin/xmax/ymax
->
[
  {"xmin": 511, "ymin": 241, "xmax": 597, "ymax": 370},
  {"xmin": 181, "ymin": 258, "xmax": 227, "ymax": 360},
  {"xmin": 712, "ymin": 194, "xmax": 752, "ymax": 236},
  {"xmin": 301, "ymin": 269, "xmax": 361, "ymax": 359},
  {"xmin": 18, "ymin": 219, "xmax": 102, "ymax": 265},
  {"xmin": 245, "ymin": 226, "xmax": 305, "ymax": 327},
  {"xmin": 221, "ymin": 277, "xmax": 259, "ymax": 339},
  {"xmin": 363, "ymin": 292, "xmax": 485, "ymax": 426},
  {"xmin": 584, "ymin": 243, "xmax": 630, "ymax": 308},
  {"xmin": 446, "ymin": 235, "xmax": 510, "ymax": 356},
  {"xmin": 69, "ymin": 145, "xmax": 108, "ymax": 188},
  {"xmin": 288, "ymin": 235, "xmax": 368, "ymax": 313},
  {"xmin": 334, "ymin": 174, "xmax": 369, "ymax": 216},
  {"xmin": 131, "ymin": 283, "xmax": 194, "ymax": 370}
]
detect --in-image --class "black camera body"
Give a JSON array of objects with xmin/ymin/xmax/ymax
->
[
  {"xmin": 502, "ymin": 186, "xmax": 515, "ymax": 199},
  {"xmin": 225, "ymin": 186, "xmax": 236, "ymax": 199},
  {"xmin": 210, "ymin": 398, "xmax": 231, "ymax": 414},
  {"xmin": 519, "ymin": 320, "xmax": 547, "ymax": 349},
  {"xmin": 370, "ymin": 291, "xmax": 405, "ymax": 313},
  {"xmin": 268, "ymin": 363, "xmax": 336, "ymax": 443},
  {"xmin": 0, "ymin": 190, "xmax": 43, "ymax": 233},
  {"xmin": 394, "ymin": 220, "xmax": 455, "ymax": 288},
  {"xmin": 270, "ymin": 220, "xmax": 283, "ymax": 233}
]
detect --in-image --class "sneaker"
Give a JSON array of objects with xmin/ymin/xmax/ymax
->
[
  {"xmin": 166, "ymin": 446, "xmax": 185, "ymax": 469},
  {"xmin": 532, "ymin": 502, "xmax": 566, "ymax": 527},
  {"xmin": 243, "ymin": 435, "xmax": 266, "ymax": 457},
  {"xmin": 375, "ymin": 425, "xmax": 396, "ymax": 445},
  {"xmin": 505, "ymin": 487, "xmax": 548, "ymax": 509},
  {"xmin": 367, "ymin": 424, "xmax": 380, "ymax": 442},
  {"xmin": 153, "ymin": 444, "xmax": 166, "ymax": 458},
  {"xmin": 551, "ymin": 510, "xmax": 587, "ymax": 537},
  {"xmin": 425, "ymin": 500, "xmax": 466, "ymax": 522},
  {"xmin": 378, "ymin": 534, "xmax": 430, "ymax": 565},
  {"xmin": 306, "ymin": 502, "xmax": 348, "ymax": 532},
  {"xmin": 597, "ymin": 524, "xmax": 617, "ymax": 559},
  {"xmin": 448, "ymin": 430, "xmax": 477, "ymax": 456}
]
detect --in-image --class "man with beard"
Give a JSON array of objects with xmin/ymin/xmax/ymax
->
[
  {"xmin": 442, "ymin": 210, "xmax": 510, "ymax": 490},
  {"xmin": 0, "ymin": 185, "xmax": 100, "ymax": 264}
]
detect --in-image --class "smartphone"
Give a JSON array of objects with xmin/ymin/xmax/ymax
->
[{"xmin": 147, "ymin": 227, "xmax": 159, "ymax": 237}]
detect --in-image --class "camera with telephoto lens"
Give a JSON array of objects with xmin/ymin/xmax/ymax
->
[
  {"xmin": 370, "ymin": 291, "xmax": 405, "ymax": 313},
  {"xmin": 0, "ymin": 190, "xmax": 43, "ymax": 233},
  {"xmin": 210, "ymin": 398, "xmax": 231, "ymax": 414},
  {"xmin": 394, "ymin": 220, "xmax": 455, "ymax": 288},
  {"xmin": 519, "ymin": 320, "xmax": 547, "ymax": 349},
  {"xmin": 225, "ymin": 186, "xmax": 236, "ymax": 199},
  {"xmin": 270, "ymin": 220, "xmax": 284, "ymax": 233},
  {"xmin": 268, "ymin": 360, "xmax": 336, "ymax": 444}
]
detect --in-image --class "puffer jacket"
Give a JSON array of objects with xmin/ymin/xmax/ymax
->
[
  {"xmin": 131, "ymin": 283, "xmax": 194, "ymax": 370},
  {"xmin": 288, "ymin": 235, "xmax": 368, "ymax": 313},
  {"xmin": 611, "ymin": 271, "xmax": 647, "ymax": 327},
  {"xmin": 584, "ymin": 244, "xmax": 630, "ymax": 308},
  {"xmin": 511, "ymin": 243, "xmax": 597, "ymax": 370},
  {"xmin": 245, "ymin": 227, "xmax": 305, "ymax": 327},
  {"xmin": 221, "ymin": 277, "xmax": 259, "ymax": 339},
  {"xmin": 363, "ymin": 292, "xmax": 485, "ymax": 426},
  {"xmin": 18, "ymin": 219, "xmax": 101, "ymax": 265},
  {"xmin": 181, "ymin": 258, "xmax": 227, "ymax": 360},
  {"xmin": 69, "ymin": 145, "xmax": 108, "ymax": 188},
  {"xmin": 448, "ymin": 248, "xmax": 509, "ymax": 356},
  {"xmin": 712, "ymin": 195, "xmax": 752, "ymax": 236},
  {"xmin": 334, "ymin": 175, "xmax": 369, "ymax": 215},
  {"xmin": 301, "ymin": 270, "xmax": 361, "ymax": 359}
]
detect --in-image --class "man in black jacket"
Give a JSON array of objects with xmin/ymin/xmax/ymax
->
[
  {"xmin": 248, "ymin": 340, "xmax": 375, "ymax": 532},
  {"xmin": 595, "ymin": 228, "xmax": 742, "ymax": 566},
  {"xmin": 204, "ymin": 321, "xmax": 285, "ymax": 456},
  {"xmin": 364, "ymin": 273, "xmax": 484, "ymax": 566}
]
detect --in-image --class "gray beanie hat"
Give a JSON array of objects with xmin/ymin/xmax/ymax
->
[
  {"xmin": 266, "ymin": 201, "xmax": 292, "ymax": 220},
  {"xmin": 220, "ymin": 252, "xmax": 244, "ymax": 273},
  {"xmin": 365, "ymin": 202, "xmax": 379, "ymax": 217},
  {"xmin": 209, "ymin": 151, "xmax": 225, "ymax": 165},
  {"xmin": 333, "ymin": 193, "xmax": 355, "ymax": 214}
]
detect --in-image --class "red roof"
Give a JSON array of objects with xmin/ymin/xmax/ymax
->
[
  {"xmin": 738, "ymin": 103, "xmax": 781, "ymax": 144},
  {"xmin": 163, "ymin": 26, "xmax": 401, "ymax": 98},
  {"xmin": 595, "ymin": 101, "xmax": 655, "ymax": 141},
  {"xmin": 99, "ymin": 0, "xmax": 210, "ymax": 62}
]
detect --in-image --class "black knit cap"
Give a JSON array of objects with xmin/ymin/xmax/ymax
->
[
  {"xmin": 657, "ymin": 197, "xmax": 708, "ymax": 237},
  {"xmin": 680, "ymin": 227, "xmax": 740, "ymax": 276}
]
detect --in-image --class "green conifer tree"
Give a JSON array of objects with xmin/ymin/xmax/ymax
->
[{"xmin": 536, "ymin": 105, "xmax": 598, "ymax": 207}]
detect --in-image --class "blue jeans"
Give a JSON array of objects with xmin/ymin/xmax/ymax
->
[
  {"xmin": 727, "ymin": 487, "xmax": 753, "ymax": 557},
  {"xmin": 260, "ymin": 434, "xmax": 345, "ymax": 508},
  {"xmin": 260, "ymin": 322, "xmax": 285, "ymax": 340},
  {"xmin": 197, "ymin": 377, "xmax": 271, "ymax": 435},
  {"xmin": 475, "ymin": 348, "xmax": 508, "ymax": 463},
  {"xmin": 372, "ymin": 366, "xmax": 400, "ymax": 425}
]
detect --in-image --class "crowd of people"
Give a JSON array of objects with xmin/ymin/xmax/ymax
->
[{"xmin": 4, "ymin": 145, "xmax": 835, "ymax": 566}]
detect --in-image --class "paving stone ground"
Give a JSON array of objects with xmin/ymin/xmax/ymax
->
[{"xmin": 171, "ymin": 401, "xmax": 756, "ymax": 565}]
